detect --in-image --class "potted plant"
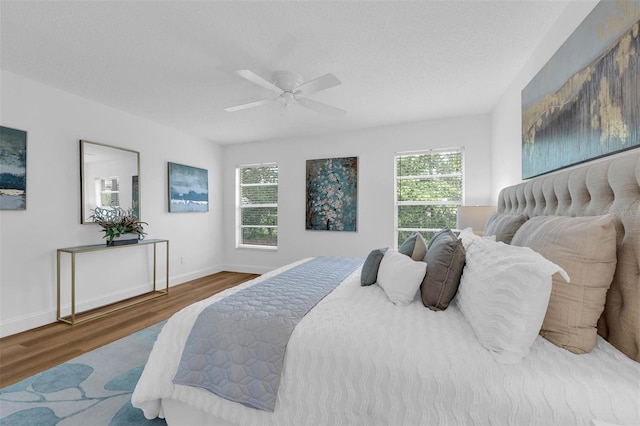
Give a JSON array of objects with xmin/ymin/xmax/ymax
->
[{"xmin": 90, "ymin": 206, "xmax": 148, "ymax": 246}]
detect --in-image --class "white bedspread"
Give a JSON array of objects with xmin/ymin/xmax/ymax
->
[{"xmin": 132, "ymin": 258, "xmax": 640, "ymax": 425}]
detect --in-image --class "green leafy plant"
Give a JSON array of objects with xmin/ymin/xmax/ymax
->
[{"xmin": 90, "ymin": 207, "xmax": 147, "ymax": 244}]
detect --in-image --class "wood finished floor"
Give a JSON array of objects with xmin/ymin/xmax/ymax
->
[{"xmin": 0, "ymin": 271, "xmax": 259, "ymax": 388}]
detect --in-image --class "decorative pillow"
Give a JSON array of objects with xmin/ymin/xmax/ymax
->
[
  {"xmin": 377, "ymin": 249, "xmax": 427, "ymax": 305},
  {"xmin": 398, "ymin": 232, "xmax": 428, "ymax": 261},
  {"xmin": 420, "ymin": 229, "xmax": 465, "ymax": 311},
  {"xmin": 456, "ymin": 236, "xmax": 569, "ymax": 364},
  {"xmin": 484, "ymin": 212, "xmax": 528, "ymax": 244},
  {"xmin": 360, "ymin": 247, "xmax": 388, "ymax": 286},
  {"xmin": 458, "ymin": 227, "xmax": 482, "ymax": 249},
  {"xmin": 458, "ymin": 227, "xmax": 496, "ymax": 250},
  {"xmin": 511, "ymin": 214, "xmax": 618, "ymax": 354}
]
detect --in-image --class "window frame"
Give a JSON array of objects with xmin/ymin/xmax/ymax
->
[
  {"xmin": 236, "ymin": 163, "xmax": 278, "ymax": 250},
  {"xmin": 393, "ymin": 147, "xmax": 465, "ymax": 248},
  {"xmin": 95, "ymin": 176, "xmax": 120, "ymax": 208}
]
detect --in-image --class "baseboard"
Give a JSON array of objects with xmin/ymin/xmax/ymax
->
[
  {"xmin": 169, "ymin": 264, "xmax": 225, "ymax": 285},
  {"xmin": 0, "ymin": 310, "xmax": 54, "ymax": 339},
  {"xmin": 0, "ymin": 283, "xmax": 161, "ymax": 338},
  {"xmin": 222, "ymin": 263, "xmax": 274, "ymax": 275},
  {"xmin": 0, "ymin": 264, "xmax": 226, "ymax": 339},
  {"xmin": 61, "ymin": 282, "xmax": 166, "ymax": 315}
]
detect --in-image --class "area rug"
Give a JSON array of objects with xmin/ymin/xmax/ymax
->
[{"xmin": 0, "ymin": 321, "xmax": 167, "ymax": 425}]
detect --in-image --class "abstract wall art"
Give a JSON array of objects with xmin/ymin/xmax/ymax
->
[
  {"xmin": 168, "ymin": 162, "xmax": 209, "ymax": 213},
  {"xmin": 522, "ymin": 1, "xmax": 640, "ymax": 179},
  {"xmin": 132, "ymin": 175, "xmax": 139, "ymax": 218},
  {"xmin": 0, "ymin": 126, "xmax": 27, "ymax": 210},
  {"xmin": 306, "ymin": 156, "xmax": 357, "ymax": 232}
]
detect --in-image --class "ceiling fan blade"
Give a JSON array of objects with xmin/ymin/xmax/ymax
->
[
  {"xmin": 234, "ymin": 70, "xmax": 283, "ymax": 94},
  {"xmin": 224, "ymin": 99, "xmax": 273, "ymax": 112},
  {"xmin": 295, "ymin": 73, "xmax": 341, "ymax": 96},
  {"xmin": 296, "ymin": 97, "xmax": 346, "ymax": 117}
]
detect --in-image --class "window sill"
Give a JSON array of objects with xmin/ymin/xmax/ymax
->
[{"xmin": 236, "ymin": 244, "xmax": 278, "ymax": 251}]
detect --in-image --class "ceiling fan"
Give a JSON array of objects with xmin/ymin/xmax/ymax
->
[{"xmin": 224, "ymin": 69, "xmax": 346, "ymax": 117}]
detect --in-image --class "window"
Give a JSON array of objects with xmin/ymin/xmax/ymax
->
[
  {"xmin": 95, "ymin": 177, "xmax": 120, "ymax": 208},
  {"xmin": 237, "ymin": 164, "xmax": 278, "ymax": 248},
  {"xmin": 394, "ymin": 148, "xmax": 463, "ymax": 247}
]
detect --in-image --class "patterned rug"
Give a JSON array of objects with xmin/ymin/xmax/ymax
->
[{"xmin": 0, "ymin": 321, "xmax": 167, "ymax": 425}]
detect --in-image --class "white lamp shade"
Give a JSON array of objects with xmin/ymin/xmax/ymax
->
[{"xmin": 457, "ymin": 206, "xmax": 496, "ymax": 232}]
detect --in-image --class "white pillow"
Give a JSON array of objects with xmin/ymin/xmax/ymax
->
[
  {"xmin": 458, "ymin": 227, "xmax": 481, "ymax": 249},
  {"xmin": 377, "ymin": 249, "xmax": 427, "ymax": 305},
  {"xmin": 458, "ymin": 227, "xmax": 495, "ymax": 250},
  {"xmin": 455, "ymin": 237, "xmax": 569, "ymax": 364}
]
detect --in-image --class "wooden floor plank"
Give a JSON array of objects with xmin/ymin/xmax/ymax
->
[{"xmin": 0, "ymin": 271, "xmax": 259, "ymax": 388}]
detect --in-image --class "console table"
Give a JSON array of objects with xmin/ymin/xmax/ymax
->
[{"xmin": 57, "ymin": 239, "xmax": 169, "ymax": 324}]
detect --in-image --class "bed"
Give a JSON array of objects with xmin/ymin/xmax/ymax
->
[{"xmin": 132, "ymin": 152, "xmax": 640, "ymax": 426}]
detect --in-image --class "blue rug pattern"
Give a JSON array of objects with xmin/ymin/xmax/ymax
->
[{"xmin": 0, "ymin": 321, "xmax": 167, "ymax": 425}]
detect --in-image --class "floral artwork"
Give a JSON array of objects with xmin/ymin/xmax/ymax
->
[{"xmin": 306, "ymin": 157, "xmax": 357, "ymax": 232}]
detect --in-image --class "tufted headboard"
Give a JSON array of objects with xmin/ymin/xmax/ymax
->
[{"xmin": 497, "ymin": 151, "xmax": 640, "ymax": 362}]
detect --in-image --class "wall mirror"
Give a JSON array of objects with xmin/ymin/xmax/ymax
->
[{"xmin": 80, "ymin": 140, "xmax": 141, "ymax": 224}]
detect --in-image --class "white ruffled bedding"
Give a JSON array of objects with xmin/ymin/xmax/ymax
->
[{"xmin": 132, "ymin": 258, "xmax": 640, "ymax": 425}]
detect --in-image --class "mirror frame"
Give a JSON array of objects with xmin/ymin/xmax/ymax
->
[{"xmin": 80, "ymin": 140, "xmax": 141, "ymax": 224}]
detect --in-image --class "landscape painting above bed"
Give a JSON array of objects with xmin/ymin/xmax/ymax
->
[{"xmin": 521, "ymin": 1, "xmax": 640, "ymax": 179}]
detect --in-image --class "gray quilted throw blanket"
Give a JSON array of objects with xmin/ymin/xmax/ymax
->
[{"xmin": 173, "ymin": 257, "xmax": 363, "ymax": 412}]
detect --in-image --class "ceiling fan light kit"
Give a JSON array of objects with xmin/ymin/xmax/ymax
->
[
  {"xmin": 225, "ymin": 69, "xmax": 346, "ymax": 117},
  {"xmin": 271, "ymin": 70, "xmax": 303, "ymax": 92}
]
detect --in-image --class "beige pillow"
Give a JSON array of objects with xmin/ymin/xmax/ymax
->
[
  {"xmin": 398, "ymin": 232, "xmax": 427, "ymax": 261},
  {"xmin": 511, "ymin": 214, "xmax": 618, "ymax": 354},
  {"xmin": 484, "ymin": 212, "xmax": 527, "ymax": 244}
]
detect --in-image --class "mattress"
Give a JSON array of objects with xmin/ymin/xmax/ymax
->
[{"xmin": 132, "ymin": 258, "xmax": 640, "ymax": 425}]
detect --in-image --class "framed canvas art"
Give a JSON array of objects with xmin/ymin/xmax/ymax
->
[
  {"xmin": 168, "ymin": 162, "xmax": 209, "ymax": 213},
  {"xmin": 0, "ymin": 126, "xmax": 27, "ymax": 210},
  {"xmin": 132, "ymin": 175, "xmax": 139, "ymax": 219},
  {"xmin": 306, "ymin": 156, "xmax": 357, "ymax": 232},
  {"xmin": 521, "ymin": 2, "xmax": 640, "ymax": 178}
]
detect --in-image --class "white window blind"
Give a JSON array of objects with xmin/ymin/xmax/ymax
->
[
  {"xmin": 95, "ymin": 177, "xmax": 120, "ymax": 207},
  {"xmin": 237, "ymin": 164, "xmax": 278, "ymax": 248},
  {"xmin": 394, "ymin": 149, "xmax": 463, "ymax": 247}
]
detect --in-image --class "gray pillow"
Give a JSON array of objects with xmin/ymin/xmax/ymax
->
[
  {"xmin": 484, "ymin": 212, "xmax": 527, "ymax": 244},
  {"xmin": 420, "ymin": 229, "xmax": 466, "ymax": 311},
  {"xmin": 360, "ymin": 247, "xmax": 388, "ymax": 286},
  {"xmin": 398, "ymin": 232, "xmax": 427, "ymax": 261}
]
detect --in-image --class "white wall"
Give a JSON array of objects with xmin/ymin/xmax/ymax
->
[
  {"xmin": 0, "ymin": 71, "xmax": 224, "ymax": 337},
  {"xmin": 490, "ymin": 0, "xmax": 599, "ymax": 200},
  {"xmin": 0, "ymin": 0, "xmax": 621, "ymax": 338},
  {"xmin": 222, "ymin": 115, "xmax": 492, "ymax": 273}
]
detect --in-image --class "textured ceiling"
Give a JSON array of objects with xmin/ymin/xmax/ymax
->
[{"xmin": 0, "ymin": 0, "xmax": 570, "ymax": 144}]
